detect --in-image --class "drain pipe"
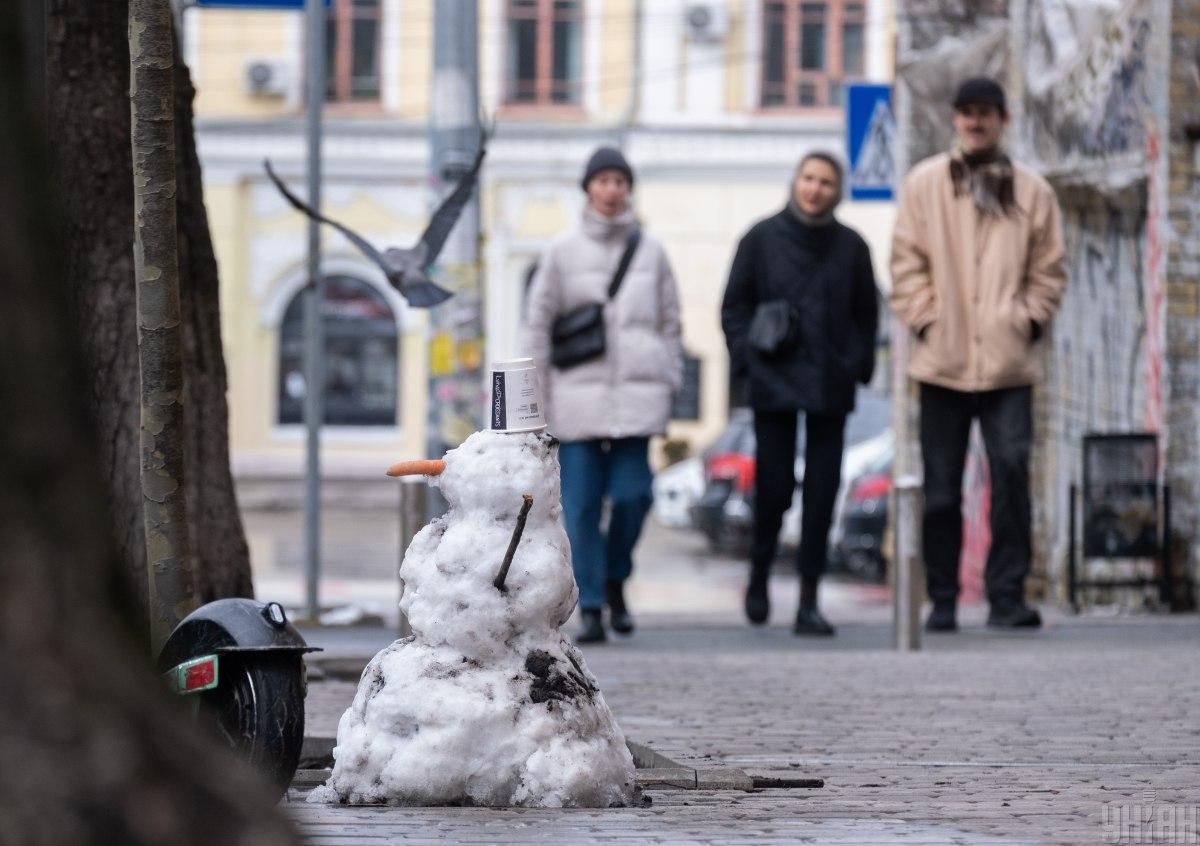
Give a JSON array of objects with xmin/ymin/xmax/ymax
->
[{"xmin": 618, "ymin": 0, "xmax": 643, "ymax": 148}]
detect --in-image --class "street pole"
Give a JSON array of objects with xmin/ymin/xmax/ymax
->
[
  {"xmin": 303, "ymin": 0, "xmax": 325, "ymax": 621},
  {"xmin": 893, "ymin": 475, "xmax": 923, "ymax": 652},
  {"xmin": 426, "ymin": 0, "xmax": 484, "ymax": 496}
]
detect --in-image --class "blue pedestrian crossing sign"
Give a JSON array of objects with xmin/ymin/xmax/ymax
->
[{"xmin": 846, "ymin": 84, "xmax": 896, "ymax": 201}]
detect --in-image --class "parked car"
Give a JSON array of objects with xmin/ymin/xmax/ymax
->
[
  {"xmin": 651, "ymin": 454, "xmax": 705, "ymax": 529},
  {"xmin": 829, "ymin": 444, "xmax": 893, "ymax": 582},
  {"xmin": 688, "ymin": 408, "xmax": 761, "ymax": 551},
  {"xmin": 690, "ymin": 392, "xmax": 892, "ymax": 556}
]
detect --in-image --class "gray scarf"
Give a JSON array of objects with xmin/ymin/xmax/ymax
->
[{"xmin": 787, "ymin": 198, "xmax": 835, "ymax": 227}]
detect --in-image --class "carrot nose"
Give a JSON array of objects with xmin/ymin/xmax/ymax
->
[{"xmin": 386, "ymin": 459, "xmax": 446, "ymax": 478}]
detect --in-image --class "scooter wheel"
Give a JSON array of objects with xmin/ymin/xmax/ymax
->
[{"xmin": 199, "ymin": 653, "xmax": 306, "ymax": 795}]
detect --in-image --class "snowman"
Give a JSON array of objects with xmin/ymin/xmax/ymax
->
[{"xmin": 308, "ymin": 360, "xmax": 638, "ymax": 808}]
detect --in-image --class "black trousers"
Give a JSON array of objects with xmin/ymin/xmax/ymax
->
[
  {"xmin": 919, "ymin": 383, "xmax": 1033, "ymax": 609},
  {"xmin": 752, "ymin": 410, "xmax": 846, "ymax": 580}
]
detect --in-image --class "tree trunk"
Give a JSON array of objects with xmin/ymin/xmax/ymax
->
[
  {"xmin": 130, "ymin": 0, "xmax": 196, "ymax": 648},
  {"xmin": 0, "ymin": 15, "xmax": 295, "ymax": 842},
  {"xmin": 47, "ymin": 0, "xmax": 253, "ymax": 614}
]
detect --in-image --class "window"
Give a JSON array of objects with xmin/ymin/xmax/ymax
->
[
  {"xmin": 325, "ymin": 0, "xmax": 381, "ymax": 102},
  {"xmin": 278, "ymin": 275, "xmax": 398, "ymax": 426},
  {"xmin": 842, "ymin": 3, "xmax": 865, "ymax": 76},
  {"xmin": 505, "ymin": 0, "xmax": 582, "ymax": 106},
  {"xmin": 799, "ymin": 4, "xmax": 825, "ymax": 71},
  {"xmin": 761, "ymin": 1, "xmax": 867, "ymax": 108}
]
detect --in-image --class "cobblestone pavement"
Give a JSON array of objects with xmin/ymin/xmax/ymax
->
[
  {"xmin": 260, "ymin": 504, "xmax": 1197, "ymax": 843},
  {"xmin": 292, "ymin": 610, "xmax": 1200, "ymax": 845}
]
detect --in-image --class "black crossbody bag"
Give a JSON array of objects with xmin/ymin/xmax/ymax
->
[
  {"xmin": 748, "ymin": 299, "xmax": 802, "ymax": 357},
  {"xmin": 550, "ymin": 227, "xmax": 641, "ymax": 369}
]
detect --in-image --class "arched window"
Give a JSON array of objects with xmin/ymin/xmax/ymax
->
[{"xmin": 278, "ymin": 274, "xmax": 398, "ymax": 426}]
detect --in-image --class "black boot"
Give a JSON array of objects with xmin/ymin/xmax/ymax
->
[
  {"xmin": 576, "ymin": 608, "xmax": 607, "ymax": 644},
  {"xmin": 987, "ymin": 602, "xmax": 1041, "ymax": 629},
  {"xmin": 925, "ymin": 601, "xmax": 958, "ymax": 632},
  {"xmin": 744, "ymin": 561, "xmax": 770, "ymax": 625},
  {"xmin": 793, "ymin": 576, "xmax": 835, "ymax": 636},
  {"xmin": 606, "ymin": 580, "xmax": 634, "ymax": 635}
]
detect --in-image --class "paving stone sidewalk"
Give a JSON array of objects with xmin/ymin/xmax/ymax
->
[{"xmin": 291, "ymin": 609, "xmax": 1200, "ymax": 844}]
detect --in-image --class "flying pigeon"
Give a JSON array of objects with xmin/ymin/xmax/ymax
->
[{"xmin": 264, "ymin": 142, "xmax": 486, "ymax": 308}]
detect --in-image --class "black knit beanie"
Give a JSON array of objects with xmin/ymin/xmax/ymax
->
[
  {"xmin": 581, "ymin": 146, "xmax": 634, "ymax": 191},
  {"xmin": 953, "ymin": 77, "xmax": 1007, "ymax": 116}
]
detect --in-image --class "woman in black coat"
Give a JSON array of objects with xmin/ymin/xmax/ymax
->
[{"xmin": 720, "ymin": 152, "xmax": 879, "ymax": 636}]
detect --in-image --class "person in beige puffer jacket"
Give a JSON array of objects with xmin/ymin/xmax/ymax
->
[
  {"xmin": 522, "ymin": 147, "xmax": 683, "ymax": 644},
  {"xmin": 890, "ymin": 77, "xmax": 1066, "ymax": 633}
]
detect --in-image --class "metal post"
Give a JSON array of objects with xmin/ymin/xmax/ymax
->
[
  {"xmin": 893, "ymin": 475, "xmax": 923, "ymax": 651},
  {"xmin": 303, "ymin": 0, "xmax": 326, "ymax": 621},
  {"xmin": 397, "ymin": 478, "xmax": 427, "ymax": 637},
  {"xmin": 1160, "ymin": 484, "xmax": 1173, "ymax": 609},
  {"xmin": 1067, "ymin": 483, "xmax": 1078, "ymax": 612},
  {"xmin": 426, "ymin": 0, "xmax": 483, "ymax": 517}
]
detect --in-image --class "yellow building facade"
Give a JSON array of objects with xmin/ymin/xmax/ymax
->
[{"xmin": 188, "ymin": 0, "xmax": 896, "ymax": 500}]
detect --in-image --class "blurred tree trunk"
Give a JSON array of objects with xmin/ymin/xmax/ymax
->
[
  {"xmin": 0, "ymin": 12, "xmax": 295, "ymax": 842},
  {"xmin": 46, "ymin": 1, "xmax": 254, "ymax": 609},
  {"xmin": 130, "ymin": 0, "xmax": 197, "ymax": 648}
]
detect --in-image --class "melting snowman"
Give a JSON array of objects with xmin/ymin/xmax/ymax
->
[{"xmin": 309, "ymin": 360, "xmax": 638, "ymax": 808}]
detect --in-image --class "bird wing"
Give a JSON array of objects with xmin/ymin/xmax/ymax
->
[
  {"xmin": 417, "ymin": 140, "xmax": 487, "ymax": 270},
  {"xmin": 400, "ymin": 277, "xmax": 455, "ymax": 308},
  {"xmin": 263, "ymin": 159, "xmax": 391, "ymax": 271}
]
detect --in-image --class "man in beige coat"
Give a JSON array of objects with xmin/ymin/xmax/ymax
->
[{"xmin": 890, "ymin": 78, "xmax": 1066, "ymax": 631}]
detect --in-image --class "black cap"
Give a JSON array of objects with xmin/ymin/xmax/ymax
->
[
  {"xmin": 952, "ymin": 77, "xmax": 1007, "ymax": 116},
  {"xmin": 581, "ymin": 146, "xmax": 634, "ymax": 191}
]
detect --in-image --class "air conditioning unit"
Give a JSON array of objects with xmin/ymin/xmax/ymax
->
[
  {"xmin": 684, "ymin": 2, "xmax": 730, "ymax": 43},
  {"xmin": 245, "ymin": 59, "xmax": 291, "ymax": 98}
]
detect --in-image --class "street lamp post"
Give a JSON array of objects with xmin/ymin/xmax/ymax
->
[{"xmin": 303, "ymin": 0, "xmax": 325, "ymax": 621}]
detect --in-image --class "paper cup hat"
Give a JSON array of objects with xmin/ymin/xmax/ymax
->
[{"xmin": 489, "ymin": 358, "xmax": 546, "ymax": 433}]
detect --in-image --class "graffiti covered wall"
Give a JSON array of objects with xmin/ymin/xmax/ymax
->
[{"xmin": 1014, "ymin": 0, "xmax": 1176, "ymax": 600}]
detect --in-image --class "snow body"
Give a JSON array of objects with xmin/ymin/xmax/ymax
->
[{"xmin": 310, "ymin": 430, "xmax": 637, "ymax": 807}]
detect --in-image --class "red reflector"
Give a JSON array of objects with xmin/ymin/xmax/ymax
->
[{"xmin": 184, "ymin": 659, "xmax": 216, "ymax": 691}]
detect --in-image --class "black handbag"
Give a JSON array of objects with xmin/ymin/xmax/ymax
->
[
  {"xmin": 550, "ymin": 228, "xmax": 641, "ymax": 369},
  {"xmin": 748, "ymin": 299, "xmax": 801, "ymax": 357}
]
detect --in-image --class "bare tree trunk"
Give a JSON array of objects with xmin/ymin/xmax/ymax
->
[
  {"xmin": 130, "ymin": 0, "xmax": 196, "ymax": 648},
  {"xmin": 0, "ymin": 14, "xmax": 295, "ymax": 842},
  {"xmin": 47, "ymin": 0, "xmax": 253, "ymax": 617}
]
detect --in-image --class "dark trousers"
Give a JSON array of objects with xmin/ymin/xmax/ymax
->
[
  {"xmin": 559, "ymin": 437, "xmax": 653, "ymax": 610},
  {"xmin": 919, "ymin": 383, "xmax": 1033, "ymax": 609},
  {"xmin": 752, "ymin": 410, "xmax": 846, "ymax": 580}
]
